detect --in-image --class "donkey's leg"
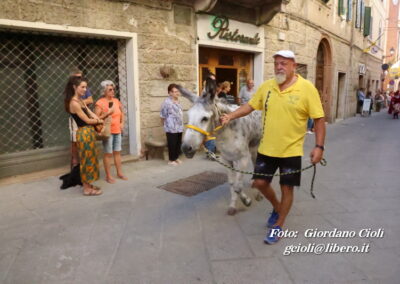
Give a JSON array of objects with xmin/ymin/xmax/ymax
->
[
  {"xmin": 232, "ymin": 156, "xmax": 252, "ymax": 207},
  {"xmin": 250, "ymin": 146, "xmax": 263, "ymax": 201},
  {"xmin": 226, "ymin": 160, "xmax": 239, "ymax": 215},
  {"xmin": 250, "ymin": 146, "xmax": 258, "ymax": 166}
]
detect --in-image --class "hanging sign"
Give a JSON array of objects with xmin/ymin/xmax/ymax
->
[
  {"xmin": 207, "ymin": 16, "xmax": 260, "ymax": 45},
  {"xmin": 197, "ymin": 14, "xmax": 264, "ymax": 49}
]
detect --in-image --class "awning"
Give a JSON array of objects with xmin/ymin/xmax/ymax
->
[{"xmin": 389, "ymin": 61, "xmax": 400, "ymax": 78}]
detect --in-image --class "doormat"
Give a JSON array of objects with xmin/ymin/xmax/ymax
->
[{"xmin": 158, "ymin": 171, "xmax": 227, "ymax": 196}]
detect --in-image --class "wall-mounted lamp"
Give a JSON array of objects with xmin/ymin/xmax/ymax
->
[
  {"xmin": 383, "ymin": 47, "xmax": 395, "ymax": 59},
  {"xmin": 160, "ymin": 66, "xmax": 174, "ymax": 79}
]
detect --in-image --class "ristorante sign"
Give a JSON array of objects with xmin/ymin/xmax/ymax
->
[
  {"xmin": 207, "ymin": 16, "xmax": 260, "ymax": 45},
  {"xmin": 197, "ymin": 14, "xmax": 264, "ymax": 49}
]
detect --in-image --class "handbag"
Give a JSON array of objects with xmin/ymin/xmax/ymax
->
[
  {"xmin": 81, "ymin": 102, "xmax": 111, "ymax": 140},
  {"xmin": 96, "ymin": 116, "xmax": 111, "ymax": 140}
]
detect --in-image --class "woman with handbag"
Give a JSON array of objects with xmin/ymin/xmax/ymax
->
[
  {"xmin": 64, "ymin": 77, "xmax": 103, "ymax": 196},
  {"xmin": 95, "ymin": 80, "xmax": 127, "ymax": 183}
]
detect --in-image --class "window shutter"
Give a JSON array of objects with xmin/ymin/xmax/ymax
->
[
  {"xmin": 355, "ymin": 0, "xmax": 361, "ymax": 28},
  {"xmin": 338, "ymin": 0, "xmax": 345, "ymax": 16},
  {"xmin": 347, "ymin": 0, "xmax": 353, "ymax": 21},
  {"xmin": 360, "ymin": 0, "xmax": 365, "ymax": 30},
  {"xmin": 363, "ymin": 6, "xmax": 371, "ymax": 36}
]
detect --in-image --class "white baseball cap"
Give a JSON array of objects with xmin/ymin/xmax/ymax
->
[{"xmin": 273, "ymin": 50, "xmax": 296, "ymax": 60}]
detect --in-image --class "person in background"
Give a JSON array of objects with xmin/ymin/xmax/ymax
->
[
  {"xmin": 64, "ymin": 77, "xmax": 103, "ymax": 196},
  {"xmin": 306, "ymin": 118, "xmax": 314, "ymax": 134},
  {"xmin": 160, "ymin": 84, "xmax": 184, "ymax": 166},
  {"xmin": 67, "ymin": 68, "xmax": 93, "ymax": 168},
  {"xmin": 366, "ymin": 91, "xmax": 373, "ymax": 116},
  {"xmin": 239, "ymin": 79, "xmax": 255, "ymax": 105},
  {"xmin": 374, "ymin": 91, "xmax": 384, "ymax": 112},
  {"xmin": 95, "ymin": 80, "xmax": 127, "ymax": 183},
  {"xmin": 357, "ymin": 88, "xmax": 365, "ymax": 114},
  {"xmin": 387, "ymin": 91, "xmax": 394, "ymax": 108},
  {"xmin": 388, "ymin": 90, "xmax": 400, "ymax": 119},
  {"xmin": 218, "ymin": 81, "xmax": 236, "ymax": 104}
]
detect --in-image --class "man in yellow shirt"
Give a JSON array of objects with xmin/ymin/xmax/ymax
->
[{"xmin": 221, "ymin": 50, "xmax": 326, "ymax": 244}]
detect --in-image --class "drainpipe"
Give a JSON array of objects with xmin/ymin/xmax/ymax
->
[{"xmin": 348, "ymin": 0, "xmax": 355, "ymax": 118}]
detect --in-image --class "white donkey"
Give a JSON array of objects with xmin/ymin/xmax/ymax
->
[{"xmin": 178, "ymin": 77, "xmax": 262, "ymax": 215}]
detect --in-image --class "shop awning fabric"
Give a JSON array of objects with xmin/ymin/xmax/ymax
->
[{"xmin": 389, "ymin": 61, "xmax": 400, "ymax": 78}]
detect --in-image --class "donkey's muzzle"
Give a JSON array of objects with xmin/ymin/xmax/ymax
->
[{"xmin": 181, "ymin": 143, "xmax": 196, "ymax": 158}]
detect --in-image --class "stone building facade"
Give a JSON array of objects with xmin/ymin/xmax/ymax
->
[
  {"xmin": 0, "ymin": 0, "xmax": 386, "ymax": 177},
  {"xmin": 383, "ymin": 0, "xmax": 400, "ymax": 91},
  {"xmin": 265, "ymin": 0, "xmax": 385, "ymax": 121}
]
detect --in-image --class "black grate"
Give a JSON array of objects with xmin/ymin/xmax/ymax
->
[{"xmin": 158, "ymin": 171, "xmax": 228, "ymax": 196}]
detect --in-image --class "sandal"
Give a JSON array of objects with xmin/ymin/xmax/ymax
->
[
  {"xmin": 117, "ymin": 174, "xmax": 128, "ymax": 180},
  {"xmin": 90, "ymin": 184, "xmax": 101, "ymax": 191},
  {"xmin": 83, "ymin": 188, "xmax": 103, "ymax": 196},
  {"xmin": 106, "ymin": 177, "xmax": 116, "ymax": 184}
]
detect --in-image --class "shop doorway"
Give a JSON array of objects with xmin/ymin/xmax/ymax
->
[
  {"xmin": 336, "ymin": 72, "xmax": 346, "ymax": 119},
  {"xmin": 315, "ymin": 38, "xmax": 333, "ymax": 121},
  {"xmin": 199, "ymin": 47, "xmax": 253, "ymax": 103}
]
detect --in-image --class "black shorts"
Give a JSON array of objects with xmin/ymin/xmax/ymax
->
[{"xmin": 252, "ymin": 153, "xmax": 302, "ymax": 186}]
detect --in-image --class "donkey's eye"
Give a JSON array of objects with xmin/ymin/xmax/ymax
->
[{"xmin": 201, "ymin": 117, "xmax": 209, "ymax": 123}]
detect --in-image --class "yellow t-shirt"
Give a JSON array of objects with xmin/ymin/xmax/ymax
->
[{"xmin": 248, "ymin": 75, "xmax": 324, "ymax": 157}]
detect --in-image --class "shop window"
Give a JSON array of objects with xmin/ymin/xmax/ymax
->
[{"xmin": 0, "ymin": 31, "xmax": 128, "ymax": 155}]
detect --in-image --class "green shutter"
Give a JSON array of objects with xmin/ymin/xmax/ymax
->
[
  {"xmin": 363, "ymin": 6, "xmax": 371, "ymax": 36},
  {"xmin": 338, "ymin": 0, "xmax": 345, "ymax": 16}
]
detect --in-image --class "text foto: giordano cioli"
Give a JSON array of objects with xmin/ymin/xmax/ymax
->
[{"xmin": 271, "ymin": 228, "xmax": 385, "ymax": 238}]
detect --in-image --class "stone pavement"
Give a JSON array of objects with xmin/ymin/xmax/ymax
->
[{"xmin": 0, "ymin": 112, "xmax": 399, "ymax": 284}]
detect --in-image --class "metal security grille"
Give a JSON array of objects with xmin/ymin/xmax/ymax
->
[{"xmin": 0, "ymin": 31, "xmax": 128, "ymax": 155}]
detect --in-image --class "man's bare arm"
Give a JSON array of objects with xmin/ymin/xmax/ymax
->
[
  {"xmin": 220, "ymin": 103, "xmax": 254, "ymax": 125},
  {"xmin": 310, "ymin": 117, "xmax": 326, "ymax": 164}
]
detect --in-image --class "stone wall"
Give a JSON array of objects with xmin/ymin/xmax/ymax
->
[
  {"xmin": 262, "ymin": 0, "xmax": 385, "ymax": 121},
  {"xmin": 0, "ymin": 0, "xmax": 386, "ymax": 149},
  {"xmin": 0, "ymin": 0, "xmax": 198, "ymax": 147}
]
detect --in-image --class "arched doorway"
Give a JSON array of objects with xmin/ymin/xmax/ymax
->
[{"xmin": 315, "ymin": 38, "xmax": 333, "ymax": 121}]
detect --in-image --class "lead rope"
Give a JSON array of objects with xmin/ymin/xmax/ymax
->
[
  {"xmin": 204, "ymin": 90, "xmax": 326, "ymax": 198},
  {"xmin": 204, "ymin": 148, "xmax": 326, "ymax": 198}
]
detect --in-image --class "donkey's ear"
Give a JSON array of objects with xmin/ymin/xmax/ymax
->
[
  {"xmin": 203, "ymin": 76, "xmax": 216, "ymax": 103},
  {"xmin": 176, "ymin": 85, "xmax": 197, "ymax": 103}
]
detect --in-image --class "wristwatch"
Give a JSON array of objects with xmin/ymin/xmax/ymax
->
[{"xmin": 315, "ymin": 144, "xmax": 325, "ymax": 151}]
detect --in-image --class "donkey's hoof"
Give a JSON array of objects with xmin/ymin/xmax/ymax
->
[
  {"xmin": 255, "ymin": 193, "xmax": 263, "ymax": 201},
  {"xmin": 227, "ymin": 207, "xmax": 237, "ymax": 216},
  {"xmin": 240, "ymin": 195, "xmax": 252, "ymax": 207}
]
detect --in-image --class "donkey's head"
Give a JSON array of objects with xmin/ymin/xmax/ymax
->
[{"xmin": 181, "ymin": 76, "xmax": 218, "ymax": 158}]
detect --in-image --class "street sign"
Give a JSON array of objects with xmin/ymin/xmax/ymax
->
[
  {"xmin": 362, "ymin": 99, "xmax": 371, "ymax": 112},
  {"xmin": 359, "ymin": 64, "xmax": 366, "ymax": 75}
]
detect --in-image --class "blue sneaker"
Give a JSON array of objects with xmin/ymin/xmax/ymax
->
[
  {"xmin": 267, "ymin": 210, "xmax": 279, "ymax": 228},
  {"xmin": 264, "ymin": 225, "xmax": 282, "ymax": 244}
]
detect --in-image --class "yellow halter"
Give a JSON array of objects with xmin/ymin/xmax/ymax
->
[
  {"xmin": 185, "ymin": 125, "xmax": 223, "ymax": 137},
  {"xmin": 185, "ymin": 103, "xmax": 224, "ymax": 137}
]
